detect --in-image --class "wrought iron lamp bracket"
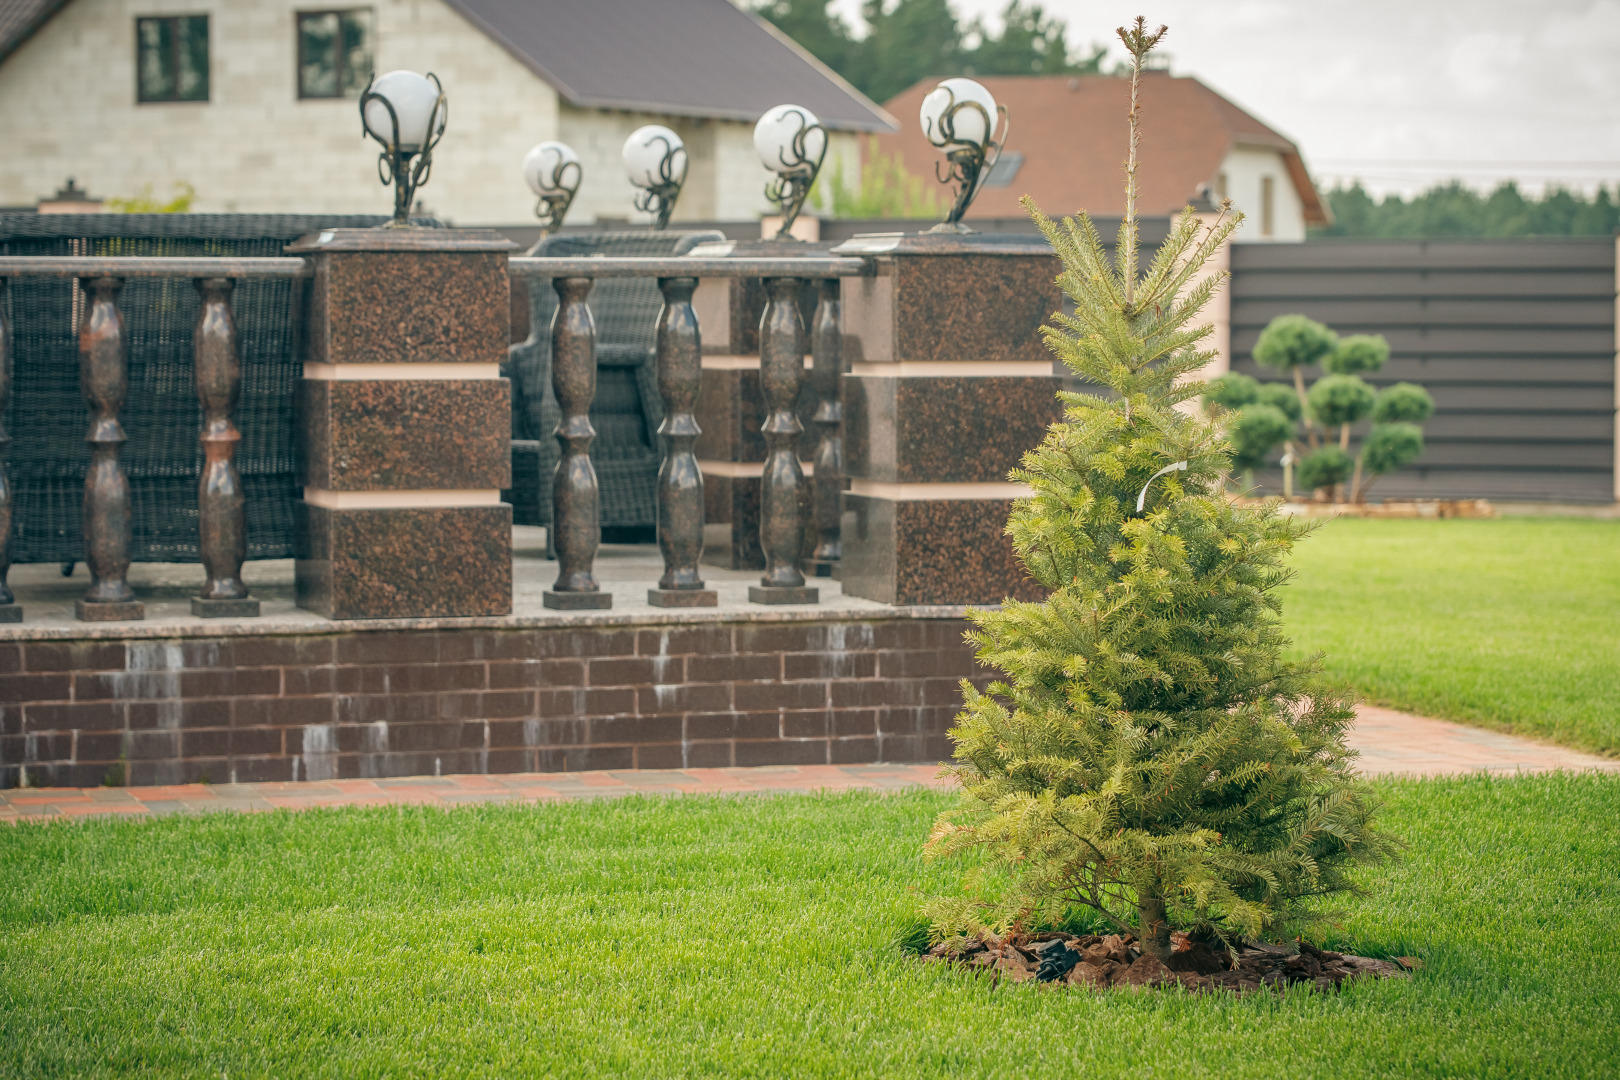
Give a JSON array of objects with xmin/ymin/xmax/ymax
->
[
  {"xmin": 632, "ymin": 133, "xmax": 688, "ymax": 231},
  {"xmin": 358, "ymin": 72, "xmax": 447, "ymax": 227},
  {"xmin": 924, "ymin": 93, "xmax": 1010, "ymax": 233},
  {"xmin": 532, "ymin": 157, "xmax": 582, "ymax": 241},
  {"xmin": 762, "ymin": 111, "xmax": 827, "ymax": 240}
]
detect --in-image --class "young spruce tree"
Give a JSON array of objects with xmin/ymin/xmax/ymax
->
[{"xmin": 923, "ymin": 20, "xmax": 1397, "ymax": 961}]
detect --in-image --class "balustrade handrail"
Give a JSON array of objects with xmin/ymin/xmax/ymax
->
[
  {"xmin": 509, "ymin": 256, "xmax": 870, "ymax": 279},
  {"xmin": 0, "ymin": 257, "xmax": 311, "ymax": 278}
]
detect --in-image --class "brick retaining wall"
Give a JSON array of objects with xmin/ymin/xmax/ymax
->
[{"xmin": 0, "ymin": 618, "xmax": 986, "ymax": 788}]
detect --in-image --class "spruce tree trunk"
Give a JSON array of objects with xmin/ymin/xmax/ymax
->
[{"xmin": 1138, "ymin": 892, "xmax": 1173, "ymax": 962}]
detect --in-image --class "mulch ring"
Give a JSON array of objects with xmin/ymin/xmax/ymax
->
[{"xmin": 920, "ymin": 931, "xmax": 1414, "ymax": 994}]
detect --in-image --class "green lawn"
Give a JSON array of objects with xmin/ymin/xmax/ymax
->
[
  {"xmin": 3, "ymin": 777, "xmax": 1618, "ymax": 1078},
  {"xmin": 1282, "ymin": 517, "xmax": 1620, "ymax": 756}
]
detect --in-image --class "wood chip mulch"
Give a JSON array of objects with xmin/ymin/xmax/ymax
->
[{"xmin": 920, "ymin": 931, "xmax": 1414, "ymax": 994}]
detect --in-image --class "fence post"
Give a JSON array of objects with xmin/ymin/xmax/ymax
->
[
  {"xmin": 650, "ymin": 275, "xmax": 715, "ymax": 606},
  {"xmin": 545, "ymin": 276, "xmax": 611, "ymax": 609},
  {"xmin": 76, "ymin": 276, "xmax": 143, "ymax": 622},
  {"xmin": 749, "ymin": 276, "xmax": 817, "ymax": 604},
  {"xmin": 0, "ymin": 278, "xmax": 16, "ymax": 622},
  {"xmin": 192, "ymin": 277, "xmax": 259, "ymax": 617}
]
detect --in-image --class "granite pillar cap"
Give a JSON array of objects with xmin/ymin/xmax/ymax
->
[
  {"xmin": 286, "ymin": 228, "xmax": 519, "ymax": 254},
  {"xmin": 829, "ymin": 232, "xmax": 1052, "ymax": 256}
]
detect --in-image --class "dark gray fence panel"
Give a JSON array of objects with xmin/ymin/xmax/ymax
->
[{"xmin": 1229, "ymin": 237, "xmax": 1616, "ymax": 503}]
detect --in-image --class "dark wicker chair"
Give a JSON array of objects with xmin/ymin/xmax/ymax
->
[
  {"xmin": 506, "ymin": 230, "xmax": 724, "ymax": 540},
  {"xmin": 0, "ymin": 212, "xmax": 432, "ymax": 564}
]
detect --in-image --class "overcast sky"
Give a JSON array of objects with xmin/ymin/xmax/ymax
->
[{"xmin": 829, "ymin": 0, "xmax": 1620, "ymax": 196}]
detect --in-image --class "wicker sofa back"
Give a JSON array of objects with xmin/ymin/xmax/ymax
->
[{"xmin": 506, "ymin": 229, "xmax": 724, "ymax": 536}]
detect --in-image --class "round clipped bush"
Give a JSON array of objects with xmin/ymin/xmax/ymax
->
[
  {"xmin": 1324, "ymin": 334, "xmax": 1390, "ymax": 375},
  {"xmin": 1256, "ymin": 381, "xmax": 1303, "ymax": 421},
  {"xmin": 1253, "ymin": 314, "xmax": 1338, "ymax": 372},
  {"xmin": 1373, "ymin": 382, "xmax": 1435, "ymax": 424},
  {"xmin": 1297, "ymin": 445, "xmax": 1354, "ymax": 492},
  {"xmin": 1204, "ymin": 371, "xmax": 1260, "ymax": 411},
  {"xmin": 1228, "ymin": 403, "xmax": 1294, "ymax": 472},
  {"xmin": 1361, "ymin": 422, "xmax": 1425, "ymax": 475},
  {"xmin": 1307, "ymin": 374, "xmax": 1376, "ymax": 428}
]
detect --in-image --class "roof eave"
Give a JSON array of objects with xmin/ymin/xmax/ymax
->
[
  {"xmin": 744, "ymin": 10, "xmax": 898, "ymax": 132},
  {"xmin": 561, "ymin": 93, "xmax": 891, "ymax": 131},
  {"xmin": 437, "ymin": 0, "xmax": 581, "ymax": 101},
  {"xmin": 0, "ymin": 0, "xmax": 72, "ymax": 66}
]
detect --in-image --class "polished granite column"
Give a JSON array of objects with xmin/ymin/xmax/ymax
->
[
  {"xmin": 689, "ymin": 240, "xmax": 820, "ymax": 571},
  {"xmin": 288, "ymin": 228, "xmax": 515, "ymax": 619},
  {"xmin": 833, "ymin": 233, "xmax": 1064, "ymax": 606}
]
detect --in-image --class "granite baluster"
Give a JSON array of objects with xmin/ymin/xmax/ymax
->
[
  {"xmin": 649, "ymin": 275, "xmax": 716, "ymax": 607},
  {"xmin": 192, "ymin": 277, "xmax": 259, "ymax": 617},
  {"xmin": 0, "ymin": 278, "xmax": 17, "ymax": 621},
  {"xmin": 544, "ymin": 276, "xmax": 611, "ymax": 609},
  {"xmin": 76, "ymin": 276, "xmax": 143, "ymax": 621},
  {"xmin": 749, "ymin": 276, "xmax": 817, "ymax": 604},
  {"xmin": 805, "ymin": 278, "xmax": 843, "ymax": 578}
]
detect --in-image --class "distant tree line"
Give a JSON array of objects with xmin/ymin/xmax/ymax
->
[
  {"xmin": 754, "ymin": 0, "xmax": 1107, "ymax": 105},
  {"xmin": 1314, "ymin": 181, "xmax": 1620, "ymax": 238}
]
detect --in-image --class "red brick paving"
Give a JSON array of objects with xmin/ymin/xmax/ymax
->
[{"xmin": 1, "ymin": 707, "xmax": 1614, "ymax": 822}]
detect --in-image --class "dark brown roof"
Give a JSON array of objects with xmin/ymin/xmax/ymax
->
[
  {"xmin": 0, "ymin": 0, "xmax": 66, "ymax": 62},
  {"xmin": 877, "ymin": 73, "xmax": 1327, "ymax": 224},
  {"xmin": 444, "ymin": 0, "xmax": 894, "ymax": 131},
  {"xmin": 2, "ymin": 0, "xmax": 894, "ymax": 132}
]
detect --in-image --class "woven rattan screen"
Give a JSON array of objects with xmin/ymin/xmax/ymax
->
[{"xmin": 0, "ymin": 213, "xmax": 421, "ymax": 564}]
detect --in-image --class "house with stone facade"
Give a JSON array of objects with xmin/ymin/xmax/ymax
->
[
  {"xmin": 878, "ymin": 72, "xmax": 1328, "ymax": 242},
  {"xmin": 0, "ymin": 0, "xmax": 893, "ymax": 225}
]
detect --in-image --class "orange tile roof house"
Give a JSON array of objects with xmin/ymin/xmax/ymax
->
[{"xmin": 878, "ymin": 72, "xmax": 1329, "ymax": 241}]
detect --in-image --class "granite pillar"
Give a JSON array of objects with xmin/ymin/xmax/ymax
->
[
  {"xmin": 288, "ymin": 228, "xmax": 515, "ymax": 619},
  {"xmin": 833, "ymin": 233, "xmax": 1064, "ymax": 606}
]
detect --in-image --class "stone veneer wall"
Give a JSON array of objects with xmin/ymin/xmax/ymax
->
[{"xmin": 0, "ymin": 618, "xmax": 987, "ymax": 789}]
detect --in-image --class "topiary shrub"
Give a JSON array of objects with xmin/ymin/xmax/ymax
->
[
  {"xmin": 1373, "ymin": 382, "xmax": 1434, "ymax": 424},
  {"xmin": 1214, "ymin": 317, "xmax": 1434, "ymax": 502},
  {"xmin": 1204, "ymin": 371, "xmax": 1260, "ymax": 410},
  {"xmin": 1360, "ymin": 422, "xmax": 1424, "ymax": 476},
  {"xmin": 1255, "ymin": 381, "xmax": 1302, "ymax": 421},
  {"xmin": 1228, "ymin": 403, "xmax": 1294, "ymax": 475},
  {"xmin": 922, "ymin": 20, "xmax": 1397, "ymax": 964},
  {"xmin": 1297, "ymin": 445, "xmax": 1354, "ymax": 493},
  {"xmin": 1323, "ymin": 334, "xmax": 1390, "ymax": 375}
]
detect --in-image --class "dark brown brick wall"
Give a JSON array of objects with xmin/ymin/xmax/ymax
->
[{"xmin": 0, "ymin": 619, "xmax": 989, "ymax": 788}]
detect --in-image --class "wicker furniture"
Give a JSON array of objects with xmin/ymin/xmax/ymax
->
[{"xmin": 506, "ymin": 230, "xmax": 723, "ymax": 539}]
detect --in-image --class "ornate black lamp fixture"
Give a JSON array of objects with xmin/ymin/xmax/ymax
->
[
  {"xmin": 522, "ymin": 140, "xmax": 581, "ymax": 251},
  {"xmin": 623, "ymin": 125, "xmax": 687, "ymax": 230},
  {"xmin": 360, "ymin": 70, "xmax": 447, "ymax": 227},
  {"xmin": 919, "ymin": 77, "xmax": 1009, "ymax": 233},
  {"xmin": 754, "ymin": 103, "xmax": 827, "ymax": 240}
]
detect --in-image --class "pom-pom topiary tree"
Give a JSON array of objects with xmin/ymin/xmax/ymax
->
[
  {"xmin": 922, "ymin": 19, "xmax": 1397, "ymax": 964},
  {"xmin": 1218, "ymin": 313, "xmax": 1432, "ymax": 502}
]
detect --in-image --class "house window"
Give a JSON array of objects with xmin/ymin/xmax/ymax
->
[
  {"xmin": 136, "ymin": 15, "xmax": 209, "ymax": 103},
  {"xmin": 297, "ymin": 9, "xmax": 373, "ymax": 99},
  {"xmin": 1261, "ymin": 175, "xmax": 1275, "ymax": 237}
]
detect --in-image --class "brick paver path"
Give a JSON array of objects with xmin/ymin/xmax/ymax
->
[{"xmin": 3, "ymin": 706, "xmax": 1615, "ymax": 822}]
